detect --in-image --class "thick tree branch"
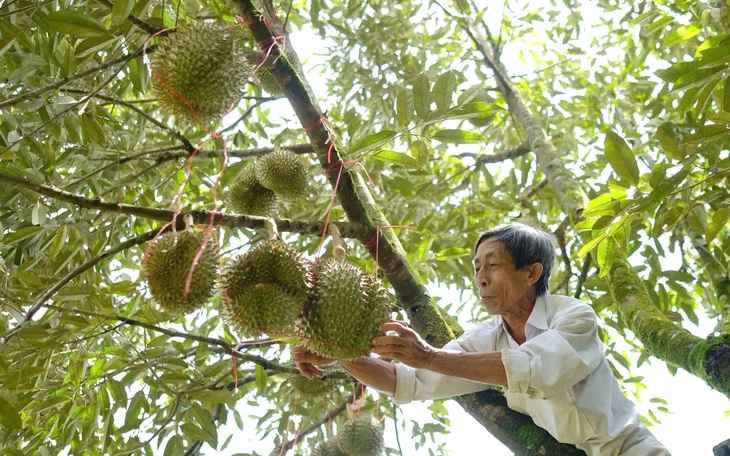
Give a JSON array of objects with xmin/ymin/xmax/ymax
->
[
  {"xmin": 0, "ymin": 169, "xmax": 370, "ymax": 239},
  {"xmin": 231, "ymin": 0, "xmax": 454, "ymax": 349}
]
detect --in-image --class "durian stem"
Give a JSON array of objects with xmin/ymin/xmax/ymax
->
[
  {"xmin": 183, "ymin": 214, "xmax": 194, "ymax": 230},
  {"xmin": 264, "ymin": 218, "xmax": 279, "ymax": 240},
  {"xmin": 328, "ymin": 224, "xmax": 347, "ymax": 260}
]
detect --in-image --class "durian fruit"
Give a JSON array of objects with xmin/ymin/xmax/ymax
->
[
  {"xmin": 143, "ymin": 230, "xmax": 217, "ymax": 314},
  {"xmin": 151, "ymin": 23, "xmax": 250, "ymax": 126},
  {"xmin": 302, "ymin": 258, "xmax": 392, "ymax": 361},
  {"xmin": 226, "ymin": 166, "xmax": 278, "ymax": 217},
  {"xmin": 255, "ymin": 68, "xmax": 286, "ymax": 97},
  {"xmin": 255, "ymin": 147, "xmax": 309, "ymax": 201},
  {"xmin": 287, "ymin": 374, "xmax": 339, "ymax": 399},
  {"xmin": 311, "ymin": 439, "xmax": 348, "ymax": 456},
  {"xmin": 337, "ymin": 414, "xmax": 385, "ymax": 456},
  {"xmin": 223, "ymin": 240, "xmax": 311, "ymax": 337}
]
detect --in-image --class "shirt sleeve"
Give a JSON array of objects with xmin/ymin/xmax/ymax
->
[
  {"xmin": 501, "ymin": 304, "xmax": 604, "ymax": 399},
  {"xmin": 392, "ymin": 338, "xmax": 493, "ymax": 404}
]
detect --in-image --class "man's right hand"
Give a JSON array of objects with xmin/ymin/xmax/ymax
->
[{"xmin": 291, "ymin": 344, "xmax": 335, "ymax": 378}]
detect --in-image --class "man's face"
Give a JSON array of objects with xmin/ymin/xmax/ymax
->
[{"xmin": 473, "ymin": 240, "xmax": 533, "ymax": 315}]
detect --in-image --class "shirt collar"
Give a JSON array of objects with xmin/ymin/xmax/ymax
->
[{"xmin": 525, "ymin": 295, "xmax": 549, "ymax": 330}]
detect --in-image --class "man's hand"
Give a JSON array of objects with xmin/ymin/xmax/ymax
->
[
  {"xmin": 371, "ymin": 321, "xmax": 438, "ymax": 369},
  {"xmin": 291, "ymin": 344, "xmax": 335, "ymax": 378}
]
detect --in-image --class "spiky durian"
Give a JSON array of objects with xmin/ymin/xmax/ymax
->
[
  {"xmin": 255, "ymin": 147, "xmax": 309, "ymax": 201},
  {"xmin": 255, "ymin": 68, "xmax": 286, "ymax": 97},
  {"xmin": 223, "ymin": 240, "xmax": 311, "ymax": 337},
  {"xmin": 226, "ymin": 166, "xmax": 278, "ymax": 217},
  {"xmin": 302, "ymin": 259, "xmax": 392, "ymax": 361},
  {"xmin": 311, "ymin": 439, "xmax": 348, "ymax": 456},
  {"xmin": 151, "ymin": 23, "xmax": 250, "ymax": 126},
  {"xmin": 143, "ymin": 230, "xmax": 217, "ymax": 314},
  {"xmin": 337, "ymin": 414, "xmax": 385, "ymax": 456},
  {"xmin": 287, "ymin": 374, "xmax": 339, "ymax": 399}
]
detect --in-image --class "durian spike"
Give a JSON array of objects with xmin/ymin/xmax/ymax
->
[
  {"xmin": 264, "ymin": 218, "xmax": 279, "ymax": 241},
  {"xmin": 328, "ymin": 224, "xmax": 346, "ymax": 260},
  {"xmin": 183, "ymin": 213, "xmax": 194, "ymax": 230}
]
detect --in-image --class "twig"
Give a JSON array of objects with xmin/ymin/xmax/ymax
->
[
  {"xmin": 574, "ymin": 253, "xmax": 592, "ymax": 299},
  {"xmin": 270, "ymin": 388, "xmax": 364, "ymax": 456},
  {"xmin": 455, "ymin": 144, "xmax": 530, "ymax": 164},
  {"xmin": 159, "ymin": 143, "xmax": 315, "ymax": 162},
  {"xmin": 182, "ymin": 403, "xmax": 225, "ymax": 456},
  {"xmin": 220, "ymin": 98, "xmax": 280, "ymax": 134},
  {"xmin": 95, "ymin": 0, "xmax": 162, "ymax": 35},
  {"xmin": 60, "ymin": 88, "xmax": 195, "ymax": 151},
  {"xmin": 0, "ymin": 0, "xmax": 54, "ymax": 18}
]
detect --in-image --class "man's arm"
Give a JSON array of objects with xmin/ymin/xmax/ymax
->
[
  {"xmin": 291, "ymin": 345, "xmax": 397, "ymax": 394},
  {"xmin": 371, "ymin": 321, "xmax": 508, "ymax": 387}
]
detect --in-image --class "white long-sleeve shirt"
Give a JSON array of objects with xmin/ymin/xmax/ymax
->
[{"xmin": 387, "ymin": 295, "xmax": 670, "ymax": 456}]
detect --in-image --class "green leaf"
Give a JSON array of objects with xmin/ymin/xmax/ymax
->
[
  {"xmin": 44, "ymin": 11, "xmax": 109, "ymax": 37},
  {"xmin": 444, "ymin": 102, "xmax": 502, "ymax": 120},
  {"xmin": 656, "ymin": 123, "xmax": 683, "ymax": 160},
  {"xmin": 596, "ymin": 237, "xmax": 616, "ymax": 278},
  {"xmin": 0, "ymin": 396, "xmax": 22, "ymax": 430},
  {"xmin": 432, "ymin": 129, "xmax": 484, "ymax": 144},
  {"xmin": 372, "ymin": 150, "xmax": 420, "ymax": 169},
  {"xmin": 577, "ymin": 235, "xmax": 605, "ymax": 259},
  {"xmin": 662, "ymin": 24, "xmax": 701, "ymax": 47},
  {"xmin": 164, "ymin": 435, "xmax": 185, "ymax": 456},
  {"xmin": 181, "ymin": 422, "xmax": 217, "ymax": 445},
  {"xmin": 683, "ymin": 124, "xmax": 730, "ymax": 145},
  {"xmin": 656, "ymin": 61, "xmax": 699, "ymax": 83},
  {"xmin": 410, "ymin": 140, "xmax": 429, "ymax": 168},
  {"xmin": 413, "ymin": 73, "xmax": 431, "ymax": 119},
  {"xmin": 348, "ymin": 130, "xmax": 397, "ymax": 155},
  {"xmin": 255, "ymin": 364, "xmax": 267, "ymax": 393},
  {"xmin": 111, "ymin": 0, "xmax": 136, "ymax": 29},
  {"xmin": 723, "ymin": 76, "xmax": 730, "ymax": 113},
  {"xmin": 0, "ymin": 34, "xmax": 17, "ymax": 60},
  {"xmin": 433, "ymin": 70, "xmax": 457, "ymax": 113},
  {"xmin": 434, "ymin": 247, "xmax": 470, "ymax": 261},
  {"xmin": 604, "ymin": 131, "xmax": 640, "ymax": 186},
  {"xmin": 396, "ymin": 89, "xmax": 412, "ymax": 128}
]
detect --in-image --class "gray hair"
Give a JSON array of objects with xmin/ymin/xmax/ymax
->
[{"xmin": 473, "ymin": 222, "xmax": 557, "ymax": 296}]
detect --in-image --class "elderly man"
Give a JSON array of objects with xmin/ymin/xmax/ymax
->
[{"xmin": 293, "ymin": 223, "xmax": 669, "ymax": 455}]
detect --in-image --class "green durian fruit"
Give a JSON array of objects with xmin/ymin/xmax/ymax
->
[
  {"xmin": 255, "ymin": 68, "xmax": 285, "ymax": 97},
  {"xmin": 143, "ymin": 230, "xmax": 217, "ymax": 314},
  {"xmin": 226, "ymin": 166, "xmax": 278, "ymax": 217},
  {"xmin": 255, "ymin": 148, "xmax": 309, "ymax": 201},
  {"xmin": 337, "ymin": 414, "xmax": 385, "ymax": 456},
  {"xmin": 223, "ymin": 240, "xmax": 311, "ymax": 337},
  {"xmin": 311, "ymin": 439, "xmax": 348, "ymax": 456},
  {"xmin": 287, "ymin": 374, "xmax": 338, "ymax": 399},
  {"xmin": 151, "ymin": 23, "xmax": 250, "ymax": 126},
  {"xmin": 302, "ymin": 259, "xmax": 392, "ymax": 361}
]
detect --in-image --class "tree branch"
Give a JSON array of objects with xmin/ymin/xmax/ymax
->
[
  {"xmin": 0, "ymin": 169, "xmax": 371, "ymax": 239},
  {"xmin": 0, "ymin": 46, "xmax": 149, "ymax": 109},
  {"xmin": 96, "ymin": 0, "xmax": 162, "ymax": 35},
  {"xmin": 455, "ymin": 144, "xmax": 531, "ymax": 163}
]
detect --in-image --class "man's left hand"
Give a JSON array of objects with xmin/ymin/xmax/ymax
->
[{"xmin": 371, "ymin": 321, "xmax": 438, "ymax": 369}]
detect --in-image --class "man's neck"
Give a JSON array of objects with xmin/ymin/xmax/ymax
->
[{"xmin": 502, "ymin": 295, "xmax": 537, "ymax": 345}]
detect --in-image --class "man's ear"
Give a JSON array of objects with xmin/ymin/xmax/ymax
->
[{"xmin": 525, "ymin": 263, "xmax": 543, "ymax": 286}]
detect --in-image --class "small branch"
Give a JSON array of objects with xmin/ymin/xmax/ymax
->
[
  {"xmin": 96, "ymin": 0, "xmax": 162, "ymax": 35},
  {"xmin": 0, "ymin": 169, "xmax": 370, "ymax": 239},
  {"xmin": 456, "ymin": 144, "xmax": 530, "ymax": 164},
  {"xmin": 0, "ymin": 46, "xmax": 149, "ymax": 109},
  {"xmin": 554, "ymin": 217, "xmax": 573, "ymax": 295},
  {"xmin": 270, "ymin": 388, "xmax": 364, "ymax": 456},
  {"xmin": 220, "ymin": 98, "xmax": 281, "ymax": 134},
  {"xmin": 574, "ymin": 253, "xmax": 592, "ymax": 300},
  {"xmin": 159, "ymin": 143, "xmax": 315, "ymax": 162},
  {"xmin": 60, "ymin": 88, "xmax": 195, "ymax": 151}
]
